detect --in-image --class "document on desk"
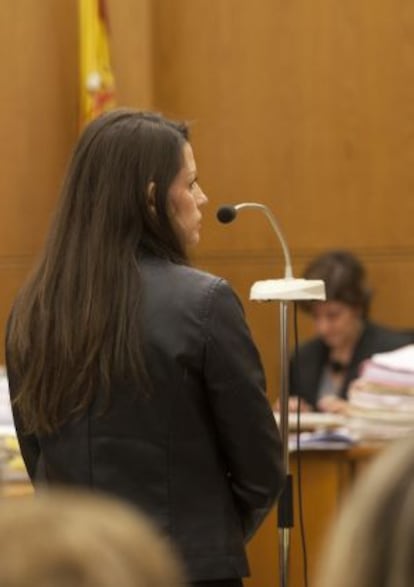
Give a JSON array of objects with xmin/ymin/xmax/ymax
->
[
  {"xmin": 0, "ymin": 370, "xmax": 14, "ymax": 428},
  {"xmin": 289, "ymin": 430, "xmax": 357, "ymax": 451},
  {"xmin": 273, "ymin": 412, "xmax": 356, "ymax": 451},
  {"xmin": 0, "ymin": 369, "xmax": 27, "ymax": 481},
  {"xmin": 274, "ymin": 411, "xmax": 346, "ymax": 431}
]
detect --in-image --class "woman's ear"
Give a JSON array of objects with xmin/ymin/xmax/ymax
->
[{"xmin": 147, "ymin": 182, "xmax": 156, "ymax": 215}]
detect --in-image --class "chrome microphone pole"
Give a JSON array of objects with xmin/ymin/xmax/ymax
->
[
  {"xmin": 217, "ymin": 203, "xmax": 325, "ymax": 587},
  {"xmin": 278, "ymin": 298, "xmax": 291, "ymax": 587}
]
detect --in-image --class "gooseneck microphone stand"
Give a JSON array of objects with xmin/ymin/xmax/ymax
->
[{"xmin": 217, "ymin": 203, "xmax": 325, "ymax": 587}]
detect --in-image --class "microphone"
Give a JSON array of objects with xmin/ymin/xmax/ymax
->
[
  {"xmin": 217, "ymin": 203, "xmax": 293, "ymax": 278},
  {"xmin": 216, "ymin": 205, "xmax": 237, "ymax": 224},
  {"xmin": 216, "ymin": 202, "xmax": 326, "ymax": 301},
  {"xmin": 217, "ymin": 201, "xmax": 326, "ymax": 587}
]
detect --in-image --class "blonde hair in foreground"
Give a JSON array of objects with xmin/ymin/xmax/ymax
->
[
  {"xmin": 0, "ymin": 489, "xmax": 186, "ymax": 587},
  {"xmin": 316, "ymin": 434, "xmax": 414, "ymax": 587}
]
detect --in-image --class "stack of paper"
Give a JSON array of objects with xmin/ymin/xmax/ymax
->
[
  {"xmin": 347, "ymin": 345, "xmax": 414, "ymax": 439},
  {"xmin": 273, "ymin": 412, "xmax": 356, "ymax": 450},
  {"xmin": 0, "ymin": 367, "xmax": 13, "ymax": 427},
  {"xmin": 0, "ymin": 369, "xmax": 27, "ymax": 482}
]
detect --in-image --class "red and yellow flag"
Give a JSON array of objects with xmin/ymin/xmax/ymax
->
[{"xmin": 79, "ymin": 0, "xmax": 116, "ymax": 127}]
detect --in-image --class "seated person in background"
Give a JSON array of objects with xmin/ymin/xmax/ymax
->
[
  {"xmin": 289, "ymin": 250, "xmax": 412, "ymax": 414},
  {"xmin": 316, "ymin": 434, "xmax": 414, "ymax": 587},
  {"xmin": 0, "ymin": 489, "xmax": 185, "ymax": 587}
]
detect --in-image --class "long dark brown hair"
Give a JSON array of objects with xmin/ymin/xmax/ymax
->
[{"xmin": 6, "ymin": 109, "xmax": 189, "ymax": 435}]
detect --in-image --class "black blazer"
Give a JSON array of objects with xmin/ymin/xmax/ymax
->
[
  {"xmin": 290, "ymin": 321, "xmax": 413, "ymax": 410},
  {"xmin": 7, "ymin": 254, "xmax": 284, "ymax": 582}
]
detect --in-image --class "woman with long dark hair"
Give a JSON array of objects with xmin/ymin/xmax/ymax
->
[{"xmin": 6, "ymin": 109, "xmax": 284, "ymax": 587}]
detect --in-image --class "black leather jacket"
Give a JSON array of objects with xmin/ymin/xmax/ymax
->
[{"xmin": 7, "ymin": 254, "xmax": 284, "ymax": 581}]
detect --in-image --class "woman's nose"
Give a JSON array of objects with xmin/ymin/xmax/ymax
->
[{"xmin": 196, "ymin": 185, "xmax": 208, "ymax": 206}]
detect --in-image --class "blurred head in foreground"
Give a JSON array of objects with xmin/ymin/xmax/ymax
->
[
  {"xmin": 317, "ymin": 435, "xmax": 414, "ymax": 587},
  {"xmin": 0, "ymin": 489, "xmax": 186, "ymax": 587}
]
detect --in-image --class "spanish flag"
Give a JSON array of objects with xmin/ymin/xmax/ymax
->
[{"xmin": 79, "ymin": 0, "xmax": 116, "ymax": 127}]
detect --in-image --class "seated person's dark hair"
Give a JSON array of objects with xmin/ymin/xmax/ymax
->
[{"xmin": 299, "ymin": 249, "xmax": 372, "ymax": 318}]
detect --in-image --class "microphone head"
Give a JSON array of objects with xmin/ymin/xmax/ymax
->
[{"xmin": 216, "ymin": 205, "xmax": 237, "ymax": 224}]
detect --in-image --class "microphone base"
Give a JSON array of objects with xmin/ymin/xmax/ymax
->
[{"xmin": 250, "ymin": 278, "xmax": 326, "ymax": 302}]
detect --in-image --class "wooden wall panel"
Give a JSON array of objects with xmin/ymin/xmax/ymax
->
[
  {"xmin": 0, "ymin": 1, "xmax": 78, "ymax": 362},
  {"xmin": 3, "ymin": 0, "xmax": 414, "ymax": 397},
  {"xmin": 147, "ymin": 0, "xmax": 414, "ymax": 399},
  {"xmin": 150, "ymin": 0, "xmax": 414, "ymax": 251},
  {"xmin": 149, "ymin": 0, "xmax": 414, "ymax": 250},
  {"xmin": 107, "ymin": 0, "xmax": 153, "ymax": 109}
]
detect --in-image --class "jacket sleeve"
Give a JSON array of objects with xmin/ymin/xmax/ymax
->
[{"xmin": 203, "ymin": 278, "xmax": 285, "ymax": 541}]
